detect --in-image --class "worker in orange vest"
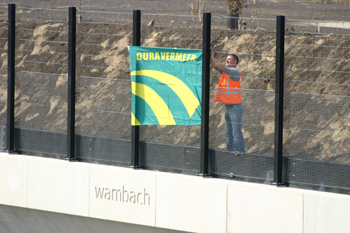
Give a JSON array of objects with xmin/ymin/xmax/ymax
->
[{"xmin": 210, "ymin": 49, "xmax": 245, "ymax": 153}]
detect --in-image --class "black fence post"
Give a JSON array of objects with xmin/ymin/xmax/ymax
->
[
  {"xmin": 6, "ymin": 4, "xmax": 16, "ymax": 153},
  {"xmin": 67, "ymin": 7, "xmax": 76, "ymax": 160},
  {"xmin": 199, "ymin": 12, "xmax": 211, "ymax": 176},
  {"xmin": 274, "ymin": 15, "xmax": 285, "ymax": 185},
  {"xmin": 130, "ymin": 10, "xmax": 141, "ymax": 168}
]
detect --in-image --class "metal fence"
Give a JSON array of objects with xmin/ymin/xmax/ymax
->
[{"xmin": 1, "ymin": 5, "xmax": 350, "ymax": 194}]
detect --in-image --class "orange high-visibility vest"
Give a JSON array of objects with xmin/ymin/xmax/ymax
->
[{"xmin": 214, "ymin": 72, "xmax": 242, "ymax": 104}]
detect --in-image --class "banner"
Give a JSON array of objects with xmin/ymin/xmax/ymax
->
[{"xmin": 129, "ymin": 46, "xmax": 202, "ymax": 125}]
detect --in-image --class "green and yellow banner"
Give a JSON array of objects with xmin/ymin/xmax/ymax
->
[{"xmin": 129, "ymin": 46, "xmax": 202, "ymax": 125}]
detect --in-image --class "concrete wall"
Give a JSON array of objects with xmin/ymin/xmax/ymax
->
[{"xmin": 1, "ymin": 152, "xmax": 350, "ymax": 233}]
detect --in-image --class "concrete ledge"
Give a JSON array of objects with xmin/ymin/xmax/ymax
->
[
  {"xmin": 0, "ymin": 153, "xmax": 27, "ymax": 207},
  {"xmin": 227, "ymin": 182, "xmax": 303, "ymax": 233},
  {"xmin": 304, "ymin": 191, "xmax": 350, "ymax": 233},
  {"xmin": 26, "ymin": 156, "xmax": 90, "ymax": 216},
  {"xmin": 1, "ymin": 152, "xmax": 350, "ymax": 233},
  {"xmin": 156, "ymin": 173, "xmax": 227, "ymax": 233},
  {"xmin": 89, "ymin": 164, "xmax": 156, "ymax": 226}
]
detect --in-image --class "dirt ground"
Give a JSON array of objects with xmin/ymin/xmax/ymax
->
[{"xmin": 0, "ymin": 0, "xmax": 349, "ymax": 163}]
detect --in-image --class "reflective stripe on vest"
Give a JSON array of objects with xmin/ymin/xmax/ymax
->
[{"xmin": 214, "ymin": 72, "xmax": 242, "ymax": 104}]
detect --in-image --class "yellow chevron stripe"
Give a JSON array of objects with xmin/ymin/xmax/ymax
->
[
  {"xmin": 131, "ymin": 112, "xmax": 140, "ymax": 126},
  {"xmin": 132, "ymin": 82, "xmax": 176, "ymax": 125},
  {"xmin": 131, "ymin": 70, "xmax": 199, "ymax": 117}
]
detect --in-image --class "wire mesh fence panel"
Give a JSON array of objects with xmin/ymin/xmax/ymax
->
[
  {"xmin": 240, "ymin": 90, "xmax": 275, "ymax": 156},
  {"xmin": 0, "ymin": 64, "xmax": 6, "ymax": 151},
  {"xmin": 142, "ymin": 13, "xmax": 202, "ymax": 49},
  {"xmin": 14, "ymin": 72, "xmax": 68, "ymax": 132},
  {"xmin": 141, "ymin": 15, "xmax": 203, "ymax": 156},
  {"xmin": 75, "ymin": 19, "xmax": 132, "ymax": 80},
  {"xmin": 209, "ymin": 88, "xmax": 276, "ymax": 181},
  {"xmin": 14, "ymin": 9, "xmax": 68, "ymax": 133},
  {"xmin": 135, "ymin": 14, "xmax": 203, "ymax": 173},
  {"xmin": 284, "ymin": 22, "xmax": 350, "ymax": 191},
  {"xmin": 0, "ymin": 7, "xmax": 8, "ymax": 151},
  {"xmin": 284, "ymin": 92, "xmax": 350, "ymax": 164},
  {"xmin": 75, "ymin": 16, "xmax": 132, "ymax": 139},
  {"xmin": 286, "ymin": 18, "xmax": 350, "ymax": 37},
  {"xmin": 140, "ymin": 142, "xmax": 200, "ymax": 175},
  {"xmin": 76, "ymin": 133, "xmax": 131, "ymax": 166},
  {"xmin": 79, "ymin": 10, "xmax": 133, "ymax": 25},
  {"xmin": 12, "ymin": 9, "xmax": 68, "ymax": 156},
  {"xmin": 0, "ymin": 70, "xmax": 6, "ymax": 127},
  {"xmin": 75, "ymin": 77, "xmax": 131, "ymax": 139},
  {"xmin": 0, "ymin": 6, "xmax": 7, "ymax": 20},
  {"xmin": 284, "ymin": 24, "xmax": 350, "ymax": 164},
  {"xmin": 208, "ymin": 17, "xmax": 277, "ymax": 180},
  {"xmin": 209, "ymin": 16, "xmax": 276, "ymax": 152},
  {"xmin": 212, "ymin": 16, "xmax": 277, "ymax": 33},
  {"xmin": 209, "ymin": 90, "xmax": 273, "ymax": 153},
  {"xmin": 210, "ymin": 16, "xmax": 276, "ymax": 106},
  {"xmin": 284, "ymin": 28, "xmax": 350, "ymax": 95},
  {"xmin": 75, "ymin": 12, "xmax": 133, "ymax": 165},
  {"xmin": 209, "ymin": 149, "xmax": 274, "ymax": 183},
  {"xmin": 16, "ymin": 7, "xmax": 67, "ymax": 23},
  {"xmin": 286, "ymin": 157, "xmax": 350, "ymax": 194},
  {"xmin": 0, "ymin": 18, "xmax": 7, "ymax": 128}
]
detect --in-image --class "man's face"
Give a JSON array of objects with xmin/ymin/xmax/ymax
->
[{"xmin": 226, "ymin": 55, "xmax": 237, "ymax": 67}]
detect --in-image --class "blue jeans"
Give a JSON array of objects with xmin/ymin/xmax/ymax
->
[{"xmin": 225, "ymin": 103, "xmax": 245, "ymax": 153}]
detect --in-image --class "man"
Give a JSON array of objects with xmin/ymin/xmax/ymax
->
[{"xmin": 210, "ymin": 50, "xmax": 245, "ymax": 153}]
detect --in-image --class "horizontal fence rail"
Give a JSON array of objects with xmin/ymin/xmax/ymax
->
[{"xmin": 1, "ymin": 5, "xmax": 350, "ymax": 194}]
